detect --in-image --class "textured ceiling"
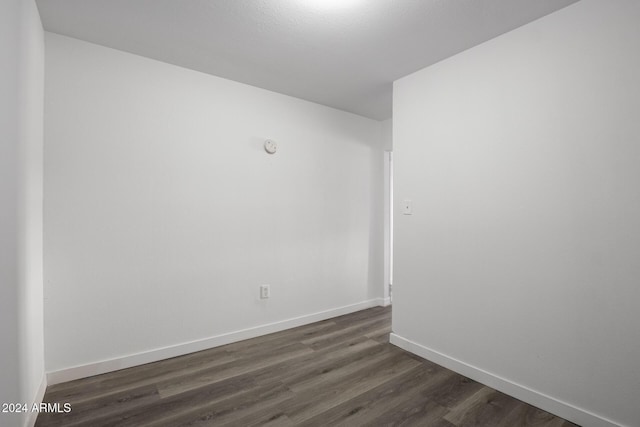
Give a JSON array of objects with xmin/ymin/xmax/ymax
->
[{"xmin": 36, "ymin": 0, "xmax": 579, "ymax": 120}]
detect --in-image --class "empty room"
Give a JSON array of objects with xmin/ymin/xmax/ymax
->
[{"xmin": 2, "ymin": 0, "xmax": 639, "ymax": 426}]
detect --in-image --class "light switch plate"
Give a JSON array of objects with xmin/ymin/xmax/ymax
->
[{"xmin": 402, "ymin": 199, "xmax": 412, "ymax": 215}]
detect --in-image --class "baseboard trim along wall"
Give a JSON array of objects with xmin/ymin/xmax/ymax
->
[
  {"xmin": 47, "ymin": 299, "xmax": 382, "ymax": 385},
  {"xmin": 378, "ymin": 297, "xmax": 391, "ymax": 307},
  {"xmin": 25, "ymin": 374, "xmax": 47, "ymax": 427},
  {"xmin": 389, "ymin": 334, "xmax": 622, "ymax": 427}
]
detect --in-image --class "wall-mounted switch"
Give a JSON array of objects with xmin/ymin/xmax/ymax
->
[
  {"xmin": 260, "ymin": 284, "xmax": 270, "ymax": 299},
  {"xmin": 402, "ymin": 199, "xmax": 413, "ymax": 215}
]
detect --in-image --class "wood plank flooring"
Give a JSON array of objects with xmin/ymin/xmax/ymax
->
[{"xmin": 36, "ymin": 307, "xmax": 578, "ymax": 426}]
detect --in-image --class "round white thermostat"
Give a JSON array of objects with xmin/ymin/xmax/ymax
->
[{"xmin": 264, "ymin": 139, "xmax": 277, "ymax": 154}]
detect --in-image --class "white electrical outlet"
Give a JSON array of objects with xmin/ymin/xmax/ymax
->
[{"xmin": 260, "ymin": 284, "xmax": 270, "ymax": 299}]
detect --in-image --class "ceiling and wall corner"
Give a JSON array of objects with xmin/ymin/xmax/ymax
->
[
  {"xmin": 35, "ymin": 0, "xmax": 578, "ymax": 120},
  {"xmin": 9, "ymin": 0, "xmax": 609, "ymax": 423}
]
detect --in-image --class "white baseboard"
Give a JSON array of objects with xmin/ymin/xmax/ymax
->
[
  {"xmin": 389, "ymin": 333, "xmax": 621, "ymax": 427},
  {"xmin": 24, "ymin": 374, "xmax": 47, "ymax": 427},
  {"xmin": 376, "ymin": 297, "xmax": 391, "ymax": 307},
  {"xmin": 47, "ymin": 299, "xmax": 381, "ymax": 385}
]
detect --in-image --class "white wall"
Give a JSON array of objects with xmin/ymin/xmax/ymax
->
[
  {"xmin": 44, "ymin": 33, "xmax": 384, "ymax": 376},
  {"xmin": 18, "ymin": 2, "xmax": 46, "ymax": 424},
  {"xmin": 381, "ymin": 119, "xmax": 393, "ymax": 304},
  {"xmin": 392, "ymin": 1, "xmax": 640, "ymax": 426},
  {"xmin": 0, "ymin": 1, "xmax": 22, "ymax": 422},
  {"xmin": 0, "ymin": 0, "xmax": 45, "ymax": 426},
  {"xmin": 381, "ymin": 119, "xmax": 392, "ymax": 152}
]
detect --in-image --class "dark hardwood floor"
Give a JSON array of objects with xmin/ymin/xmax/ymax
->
[{"xmin": 36, "ymin": 306, "xmax": 578, "ymax": 426}]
